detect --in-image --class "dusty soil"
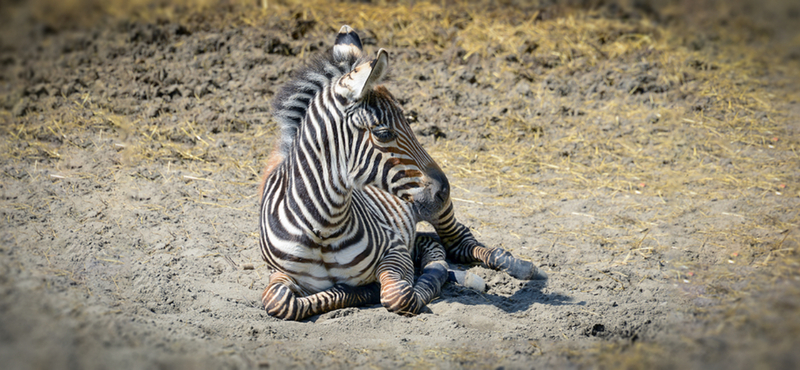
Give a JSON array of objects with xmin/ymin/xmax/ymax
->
[{"xmin": 1, "ymin": 0, "xmax": 799, "ymax": 369}]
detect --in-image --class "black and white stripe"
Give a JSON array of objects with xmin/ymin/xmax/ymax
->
[{"xmin": 259, "ymin": 26, "xmax": 544, "ymax": 321}]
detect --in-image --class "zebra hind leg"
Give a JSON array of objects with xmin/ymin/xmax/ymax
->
[
  {"xmin": 435, "ymin": 209, "xmax": 548, "ymax": 280},
  {"xmin": 461, "ymin": 235, "xmax": 547, "ymax": 280},
  {"xmin": 457, "ymin": 227, "xmax": 547, "ymax": 280},
  {"xmin": 262, "ymin": 272, "xmax": 380, "ymax": 321}
]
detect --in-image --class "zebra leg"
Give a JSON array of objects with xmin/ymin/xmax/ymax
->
[
  {"xmin": 433, "ymin": 202, "xmax": 548, "ymax": 281},
  {"xmin": 376, "ymin": 244, "xmax": 447, "ymax": 316},
  {"xmin": 413, "ymin": 235, "xmax": 453, "ymax": 295},
  {"xmin": 447, "ymin": 269, "xmax": 486, "ymax": 292},
  {"xmin": 262, "ymin": 272, "xmax": 380, "ymax": 321},
  {"xmin": 416, "ymin": 235, "xmax": 486, "ymax": 291}
]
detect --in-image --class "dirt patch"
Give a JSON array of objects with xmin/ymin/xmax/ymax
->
[{"xmin": 1, "ymin": 0, "xmax": 798, "ymax": 369}]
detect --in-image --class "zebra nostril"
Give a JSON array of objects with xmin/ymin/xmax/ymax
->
[
  {"xmin": 435, "ymin": 183, "xmax": 449, "ymax": 203},
  {"xmin": 427, "ymin": 167, "xmax": 449, "ymax": 204}
]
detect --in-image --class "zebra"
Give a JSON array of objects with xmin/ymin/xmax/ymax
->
[{"xmin": 259, "ymin": 25, "xmax": 547, "ymax": 320}]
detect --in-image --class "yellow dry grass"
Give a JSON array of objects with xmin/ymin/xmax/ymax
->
[{"xmin": 1, "ymin": 0, "xmax": 798, "ymax": 368}]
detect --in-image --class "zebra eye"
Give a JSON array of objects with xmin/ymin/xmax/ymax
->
[{"xmin": 371, "ymin": 127, "xmax": 396, "ymax": 143}]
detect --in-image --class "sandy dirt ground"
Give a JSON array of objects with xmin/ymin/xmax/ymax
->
[{"xmin": 1, "ymin": 0, "xmax": 799, "ymax": 369}]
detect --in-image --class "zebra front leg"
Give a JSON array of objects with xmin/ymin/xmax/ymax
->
[
  {"xmin": 262, "ymin": 272, "xmax": 380, "ymax": 321},
  {"xmin": 433, "ymin": 202, "xmax": 548, "ymax": 280},
  {"xmin": 377, "ymin": 245, "xmax": 447, "ymax": 316}
]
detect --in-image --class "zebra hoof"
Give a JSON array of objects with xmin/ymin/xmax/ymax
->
[
  {"xmin": 487, "ymin": 248, "xmax": 548, "ymax": 281},
  {"xmin": 447, "ymin": 270, "xmax": 486, "ymax": 292},
  {"xmin": 507, "ymin": 259, "xmax": 548, "ymax": 281}
]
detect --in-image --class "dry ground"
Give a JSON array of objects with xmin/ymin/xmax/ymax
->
[{"xmin": 1, "ymin": 0, "xmax": 799, "ymax": 369}]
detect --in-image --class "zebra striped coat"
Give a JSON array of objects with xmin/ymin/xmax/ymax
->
[{"xmin": 259, "ymin": 26, "xmax": 546, "ymax": 320}]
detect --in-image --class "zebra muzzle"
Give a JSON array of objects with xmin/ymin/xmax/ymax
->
[
  {"xmin": 413, "ymin": 165, "xmax": 450, "ymax": 219},
  {"xmin": 428, "ymin": 165, "xmax": 450, "ymax": 205}
]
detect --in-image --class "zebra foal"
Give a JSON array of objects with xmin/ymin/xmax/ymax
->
[{"xmin": 259, "ymin": 25, "xmax": 546, "ymax": 321}]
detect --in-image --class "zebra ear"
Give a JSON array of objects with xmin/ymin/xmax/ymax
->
[
  {"xmin": 333, "ymin": 25, "xmax": 363, "ymax": 61},
  {"xmin": 335, "ymin": 48, "xmax": 389, "ymax": 102}
]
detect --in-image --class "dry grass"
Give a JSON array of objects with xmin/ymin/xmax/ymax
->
[{"xmin": 1, "ymin": 0, "xmax": 799, "ymax": 368}]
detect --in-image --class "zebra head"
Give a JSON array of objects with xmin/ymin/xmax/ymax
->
[{"xmin": 332, "ymin": 26, "xmax": 450, "ymax": 220}]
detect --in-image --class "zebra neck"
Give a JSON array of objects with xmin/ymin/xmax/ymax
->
[{"xmin": 280, "ymin": 121, "xmax": 356, "ymax": 241}]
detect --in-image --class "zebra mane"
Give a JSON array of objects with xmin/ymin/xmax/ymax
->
[{"xmin": 271, "ymin": 51, "xmax": 364, "ymax": 157}]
